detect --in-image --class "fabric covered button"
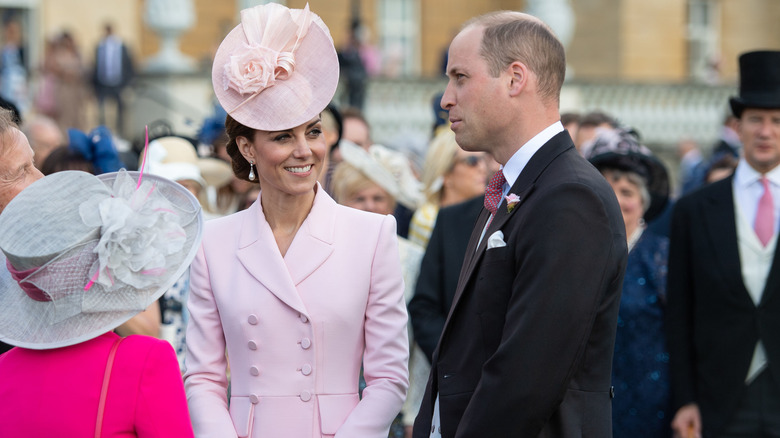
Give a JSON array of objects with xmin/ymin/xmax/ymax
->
[
  {"xmin": 250, "ymin": 366, "xmax": 260, "ymax": 376},
  {"xmin": 300, "ymin": 390, "xmax": 312, "ymax": 402},
  {"xmin": 248, "ymin": 314, "xmax": 259, "ymax": 325},
  {"xmin": 302, "ymin": 364, "xmax": 312, "ymax": 375},
  {"xmin": 248, "ymin": 340, "xmax": 258, "ymax": 350},
  {"xmin": 249, "ymin": 394, "xmax": 260, "ymax": 404},
  {"xmin": 300, "ymin": 338, "xmax": 311, "ymax": 349},
  {"xmin": 299, "ymin": 314, "xmax": 308, "ymax": 323}
]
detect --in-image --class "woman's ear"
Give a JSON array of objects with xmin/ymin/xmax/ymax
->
[{"xmin": 237, "ymin": 136, "xmax": 254, "ymax": 162}]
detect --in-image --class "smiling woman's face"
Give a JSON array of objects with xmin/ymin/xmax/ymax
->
[
  {"xmin": 0, "ymin": 128, "xmax": 44, "ymax": 214},
  {"xmin": 238, "ymin": 116, "xmax": 326, "ymax": 198}
]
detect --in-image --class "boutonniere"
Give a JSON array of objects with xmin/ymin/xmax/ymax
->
[{"xmin": 505, "ymin": 193, "xmax": 520, "ymax": 213}]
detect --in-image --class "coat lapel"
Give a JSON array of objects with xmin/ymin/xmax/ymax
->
[
  {"xmin": 443, "ymin": 132, "xmax": 573, "ymax": 337},
  {"xmin": 236, "ymin": 186, "xmax": 335, "ymax": 316},
  {"xmin": 701, "ymin": 177, "xmax": 752, "ymax": 301}
]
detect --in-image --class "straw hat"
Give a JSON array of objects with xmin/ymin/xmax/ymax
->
[
  {"xmin": 212, "ymin": 3, "xmax": 338, "ymax": 131},
  {"xmin": 339, "ymin": 140, "xmax": 423, "ymax": 210},
  {"xmin": 0, "ymin": 170, "xmax": 202, "ymax": 349},
  {"xmin": 144, "ymin": 136, "xmax": 233, "ymax": 188}
]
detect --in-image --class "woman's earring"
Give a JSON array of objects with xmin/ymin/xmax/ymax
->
[{"xmin": 248, "ymin": 161, "xmax": 256, "ymax": 181}]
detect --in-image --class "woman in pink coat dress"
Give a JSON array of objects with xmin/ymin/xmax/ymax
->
[
  {"xmin": 0, "ymin": 169, "xmax": 202, "ymax": 437},
  {"xmin": 183, "ymin": 4, "xmax": 409, "ymax": 438}
]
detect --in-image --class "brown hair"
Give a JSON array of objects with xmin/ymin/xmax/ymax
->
[
  {"xmin": 466, "ymin": 11, "xmax": 565, "ymax": 104},
  {"xmin": 224, "ymin": 114, "xmax": 259, "ymax": 183}
]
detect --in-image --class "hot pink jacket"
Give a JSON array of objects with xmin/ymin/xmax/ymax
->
[
  {"xmin": 0, "ymin": 332, "xmax": 194, "ymax": 437},
  {"xmin": 184, "ymin": 187, "xmax": 409, "ymax": 438}
]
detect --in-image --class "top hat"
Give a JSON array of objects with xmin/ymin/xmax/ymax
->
[
  {"xmin": 729, "ymin": 50, "xmax": 780, "ymax": 118},
  {"xmin": 212, "ymin": 3, "xmax": 339, "ymax": 131}
]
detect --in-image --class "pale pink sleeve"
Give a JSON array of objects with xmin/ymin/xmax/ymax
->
[{"xmin": 337, "ymin": 214, "xmax": 410, "ymax": 437}]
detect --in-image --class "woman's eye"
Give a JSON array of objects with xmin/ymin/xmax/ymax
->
[
  {"xmin": 274, "ymin": 134, "xmax": 291, "ymax": 141},
  {"xmin": 308, "ymin": 128, "xmax": 323, "ymax": 137}
]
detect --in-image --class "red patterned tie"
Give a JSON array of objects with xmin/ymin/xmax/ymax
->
[
  {"xmin": 755, "ymin": 177, "xmax": 775, "ymax": 247},
  {"xmin": 484, "ymin": 170, "xmax": 506, "ymax": 218}
]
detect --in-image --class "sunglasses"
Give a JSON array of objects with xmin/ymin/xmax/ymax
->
[{"xmin": 455, "ymin": 155, "xmax": 484, "ymax": 167}]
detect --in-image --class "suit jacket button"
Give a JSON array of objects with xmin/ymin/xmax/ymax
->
[
  {"xmin": 300, "ymin": 390, "xmax": 312, "ymax": 402},
  {"xmin": 300, "ymin": 314, "xmax": 309, "ymax": 323},
  {"xmin": 249, "ymin": 394, "xmax": 260, "ymax": 404},
  {"xmin": 301, "ymin": 364, "xmax": 312, "ymax": 375},
  {"xmin": 250, "ymin": 366, "xmax": 260, "ymax": 376},
  {"xmin": 610, "ymin": 386, "xmax": 615, "ymax": 399},
  {"xmin": 248, "ymin": 314, "xmax": 259, "ymax": 325},
  {"xmin": 300, "ymin": 338, "xmax": 311, "ymax": 349},
  {"xmin": 248, "ymin": 340, "xmax": 258, "ymax": 350}
]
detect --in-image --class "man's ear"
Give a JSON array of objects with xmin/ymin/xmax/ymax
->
[{"xmin": 507, "ymin": 61, "xmax": 529, "ymax": 97}]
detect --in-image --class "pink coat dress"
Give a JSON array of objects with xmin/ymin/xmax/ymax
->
[
  {"xmin": 184, "ymin": 187, "xmax": 409, "ymax": 438},
  {"xmin": 0, "ymin": 332, "xmax": 194, "ymax": 437}
]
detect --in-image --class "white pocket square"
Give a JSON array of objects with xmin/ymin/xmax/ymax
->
[{"xmin": 487, "ymin": 230, "xmax": 506, "ymax": 249}]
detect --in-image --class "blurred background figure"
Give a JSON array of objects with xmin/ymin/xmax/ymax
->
[
  {"xmin": 337, "ymin": 19, "xmax": 368, "ymax": 110},
  {"xmin": 319, "ymin": 103, "xmax": 343, "ymax": 194},
  {"xmin": 409, "ymin": 129, "xmax": 489, "ymax": 248},
  {"xmin": 92, "ymin": 22, "xmax": 134, "ymax": 137},
  {"xmin": 561, "ymin": 111, "xmax": 580, "ymax": 139},
  {"xmin": 49, "ymin": 31, "xmax": 88, "ymax": 132},
  {"xmin": 575, "ymin": 110, "xmax": 619, "ymax": 153},
  {"xmin": 22, "ymin": 114, "xmax": 64, "ymax": 168},
  {"xmin": 0, "ymin": 19, "xmax": 28, "ymax": 114},
  {"xmin": 341, "ymin": 106, "xmax": 372, "ymax": 150},
  {"xmin": 676, "ymin": 138, "xmax": 703, "ymax": 196},
  {"xmin": 332, "ymin": 141, "xmax": 424, "ymax": 438},
  {"xmin": 585, "ymin": 128, "xmax": 672, "ymax": 438}
]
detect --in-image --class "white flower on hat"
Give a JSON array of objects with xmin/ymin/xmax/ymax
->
[{"xmin": 80, "ymin": 171, "xmax": 187, "ymax": 290}]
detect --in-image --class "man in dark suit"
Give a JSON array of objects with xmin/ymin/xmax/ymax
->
[
  {"xmin": 409, "ymin": 195, "xmax": 484, "ymax": 361},
  {"xmin": 412, "ymin": 11, "xmax": 627, "ymax": 438},
  {"xmin": 93, "ymin": 23, "xmax": 134, "ymax": 136},
  {"xmin": 667, "ymin": 51, "xmax": 780, "ymax": 438}
]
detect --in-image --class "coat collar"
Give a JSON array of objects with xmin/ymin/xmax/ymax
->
[{"xmin": 236, "ymin": 184, "xmax": 335, "ymax": 315}]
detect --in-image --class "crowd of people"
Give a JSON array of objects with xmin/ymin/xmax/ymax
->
[{"xmin": 1, "ymin": 3, "xmax": 779, "ymax": 438}]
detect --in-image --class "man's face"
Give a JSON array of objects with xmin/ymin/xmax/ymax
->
[
  {"xmin": 440, "ymin": 25, "xmax": 507, "ymax": 153},
  {"xmin": 0, "ymin": 128, "xmax": 44, "ymax": 214},
  {"xmin": 738, "ymin": 108, "xmax": 780, "ymax": 174},
  {"xmin": 342, "ymin": 117, "xmax": 371, "ymax": 150}
]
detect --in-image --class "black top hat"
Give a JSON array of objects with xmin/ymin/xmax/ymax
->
[{"xmin": 730, "ymin": 50, "xmax": 780, "ymax": 118}]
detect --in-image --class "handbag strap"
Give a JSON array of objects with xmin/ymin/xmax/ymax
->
[{"xmin": 95, "ymin": 337, "xmax": 124, "ymax": 438}]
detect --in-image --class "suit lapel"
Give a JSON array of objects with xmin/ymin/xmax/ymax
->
[
  {"xmin": 441, "ymin": 132, "xmax": 574, "ymax": 340},
  {"xmin": 701, "ymin": 177, "xmax": 752, "ymax": 301},
  {"xmin": 236, "ymin": 189, "xmax": 336, "ymax": 316}
]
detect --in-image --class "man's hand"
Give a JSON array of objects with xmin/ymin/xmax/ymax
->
[{"xmin": 671, "ymin": 403, "xmax": 702, "ymax": 438}]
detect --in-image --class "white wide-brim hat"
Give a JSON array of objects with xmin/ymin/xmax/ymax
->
[
  {"xmin": 144, "ymin": 136, "xmax": 233, "ymax": 189},
  {"xmin": 212, "ymin": 2, "xmax": 339, "ymax": 131},
  {"xmin": 0, "ymin": 170, "xmax": 203, "ymax": 349}
]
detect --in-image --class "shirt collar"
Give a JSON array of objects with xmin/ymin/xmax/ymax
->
[
  {"xmin": 501, "ymin": 121, "xmax": 564, "ymax": 188},
  {"xmin": 734, "ymin": 159, "xmax": 780, "ymax": 189}
]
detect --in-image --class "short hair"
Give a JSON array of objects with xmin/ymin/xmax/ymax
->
[
  {"xmin": 561, "ymin": 112, "xmax": 580, "ymax": 127},
  {"xmin": 40, "ymin": 146, "xmax": 95, "ymax": 175},
  {"xmin": 420, "ymin": 129, "xmax": 460, "ymax": 204},
  {"xmin": 466, "ymin": 11, "xmax": 566, "ymax": 104},
  {"xmin": 331, "ymin": 161, "xmax": 397, "ymax": 212},
  {"xmin": 0, "ymin": 108, "xmax": 19, "ymax": 157}
]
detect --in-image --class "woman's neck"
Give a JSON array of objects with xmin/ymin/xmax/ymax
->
[{"xmin": 260, "ymin": 185, "xmax": 317, "ymax": 256}]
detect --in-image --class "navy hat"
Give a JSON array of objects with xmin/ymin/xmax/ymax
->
[{"xmin": 729, "ymin": 51, "xmax": 780, "ymax": 118}]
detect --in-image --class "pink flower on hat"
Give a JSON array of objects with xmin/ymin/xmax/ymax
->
[{"xmin": 224, "ymin": 45, "xmax": 281, "ymax": 95}]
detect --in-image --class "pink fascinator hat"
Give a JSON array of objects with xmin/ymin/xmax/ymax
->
[
  {"xmin": 0, "ymin": 170, "xmax": 203, "ymax": 349},
  {"xmin": 212, "ymin": 2, "xmax": 339, "ymax": 131}
]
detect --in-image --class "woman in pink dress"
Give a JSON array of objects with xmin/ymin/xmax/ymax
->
[{"xmin": 0, "ymin": 169, "xmax": 202, "ymax": 437}]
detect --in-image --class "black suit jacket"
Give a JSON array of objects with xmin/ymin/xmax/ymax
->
[
  {"xmin": 666, "ymin": 176, "xmax": 780, "ymax": 437},
  {"xmin": 413, "ymin": 131, "xmax": 627, "ymax": 438},
  {"xmin": 409, "ymin": 195, "xmax": 484, "ymax": 361}
]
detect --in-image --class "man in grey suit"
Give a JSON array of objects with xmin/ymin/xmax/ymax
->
[
  {"xmin": 413, "ymin": 11, "xmax": 627, "ymax": 437},
  {"xmin": 667, "ymin": 50, "xmax": 780, "ymax": 438}
]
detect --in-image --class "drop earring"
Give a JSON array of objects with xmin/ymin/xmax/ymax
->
[{"xmin": 248, "ymin": 161, "xmax": 256, "ymax": 181}]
